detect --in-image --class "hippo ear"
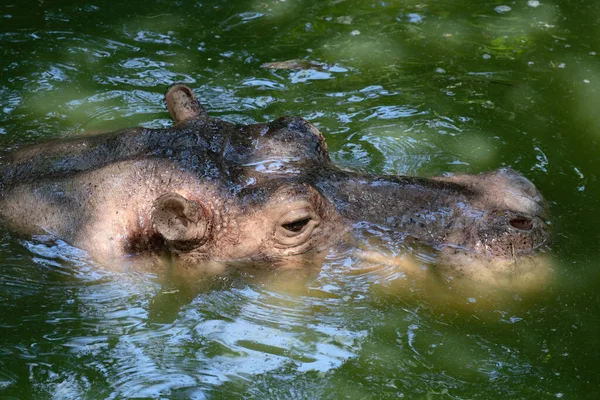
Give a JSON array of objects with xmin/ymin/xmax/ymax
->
[
  {"xmin": 165, "ymin": 84, "xmax": 207, "ymax": 124},
  {"xmin": 151, "ymin": 193, "xmax": 210, "ymax": 251}
]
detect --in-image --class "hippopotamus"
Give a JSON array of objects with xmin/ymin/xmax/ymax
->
[{"xmin": 0, "ymin": 85, "xmax": 550, "ymax": 284}]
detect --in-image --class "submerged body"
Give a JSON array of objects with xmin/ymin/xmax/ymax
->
[{"xmin": 0, "ymin": 85, "xmax": 550, "ymax": 284}]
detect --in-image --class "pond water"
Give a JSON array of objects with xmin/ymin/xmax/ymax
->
[{"xmin": 1, "ymin": 0, "xmax": 599, "ymax": 398}]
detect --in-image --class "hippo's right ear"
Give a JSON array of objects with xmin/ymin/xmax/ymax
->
[
  {"xmin": 151, "ymin": 193, "xmax": 211, "ymax": 251},
  {"xmin": 165, "ymin": 84, "xmax": 207, "ymax": 124}
]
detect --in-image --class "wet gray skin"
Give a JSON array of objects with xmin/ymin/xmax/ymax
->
[{"xmin": 0, "ymin": 85, "xmax": 550, "ymax": 281}]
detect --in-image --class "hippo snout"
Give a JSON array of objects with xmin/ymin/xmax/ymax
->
[{"xmin": 475, "ymin": 210, "xmax": 550, "ymax": 259}]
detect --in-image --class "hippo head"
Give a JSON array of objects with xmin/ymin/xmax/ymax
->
[
  {"xmin": 144, "ymin": 85, "xmax": 550, "ymax": 285},
  {"xmin": 150, "ymin": 182, "xmax": 342, "ymax": 260}
]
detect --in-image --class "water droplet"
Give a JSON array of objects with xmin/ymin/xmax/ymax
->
[
  {"xmin": 495, "ymin": 5, "xmax": 512, "ymax": 13},
  {"xmin": 407, "ymin": 13, "xmax": 423, "ymax": 23}
]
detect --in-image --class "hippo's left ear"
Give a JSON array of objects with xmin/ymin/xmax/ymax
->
[
  {"xmin": 165, "ymin": 84, "xmax": 207, "ymax": 124},
  {"xmin": 151, "ymin": 193, "xmax": 211, "ymax": 251}
]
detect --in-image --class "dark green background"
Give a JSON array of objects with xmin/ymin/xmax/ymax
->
[{"xmin": 1, "ymin": 0, "xmax": 599, "ymax": 398}]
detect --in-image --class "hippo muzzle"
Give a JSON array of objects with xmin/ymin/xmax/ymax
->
[
  {"xmin": 468, "ymin": 211, "xmax": 550, "ymax": 259},
  {"xmin": 441, "ymin": 168, "xmax": 550, "ymax": 260}
]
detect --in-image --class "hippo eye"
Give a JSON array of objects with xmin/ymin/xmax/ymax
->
[
  {"xmin": 282, "ymin": 217, "xmax": 311, "ymax": 233},
  {"xmin": 274, "ymin": 206, "xmax": 320, "ymax": 249}
]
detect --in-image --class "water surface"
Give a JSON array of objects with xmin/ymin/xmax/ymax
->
[{"xmin": 1, "ymin": 0, "xmax": 599, "ymax": 398}]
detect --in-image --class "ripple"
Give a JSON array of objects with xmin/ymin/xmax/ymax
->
[
  {"xmin": 103, "ymin": 70, "xmax": 196, "ymax": 88},
  {"xmin": 191, "ymin": 314, "xmax": 364, "ymax": 383},
  {"xmin": 119, "ymin": 57, "xmax": 171, "ymax": 69},
  {"xmin": 289, "ymin": 69, "xmax": 334, "ymax": 84},
  {"xmin": 221, "ymin": 12, "xmax": 265, "ymax": 31},
  {"xmin": 361, "ymin": 105, "xmax": 426, "ymax": 121},
  {"xmin": 22, "ymin": 273, "xmax": 368, "ymax": 395},
  {"xmin": 235, "ymin": 290, "xmax": 314, "ymax": 328},
  {"xmin": 110, "ymin": 337, "xmax": 198, "ymax": 398},
  {"xmin": 0, "ymin": 32, "xmax": 34, "ymax": 43},
  {"xmin": 131, "ymin": 30, "xmax": 181, "ymax": 45},
  {"xmin": 240, "ymin": 78, "xmax": 286, "ymax": 90},
  {"xmin": 63, "ymin": 89, "xmax": 168, "ymax": 133},
  {"xmin": 330, "ymin": 142, "xmax": 373, "ymax": 172},
  {"xmin": 362, "ymin": 133, "xmax": 438, "ymax": 175},
  {"xmin": 29, "ymin": 63, "xmax": 77, "ymax": 92},
  {"xmin": 203, "ymin": 85, "xmax": 279, "ymax": 117},
  {"xmin": 0, "ymin": 367, "xmax": 17, "ymax": 390}
]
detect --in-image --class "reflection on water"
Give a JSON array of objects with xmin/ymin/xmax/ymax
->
[
  {"xmin": 0, "ymin": 224, "xmax": 555, "ymax": 398},
  {"xmin": 1, "ymin": 236, "xmax": 370, "ymax": 397}
]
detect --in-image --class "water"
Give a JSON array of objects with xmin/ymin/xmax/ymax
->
[{"xmin": 1, "ymin": 0, "xmax": 599, "ymax": 398}]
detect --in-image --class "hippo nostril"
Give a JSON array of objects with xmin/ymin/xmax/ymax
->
[{"xmin": 509, "ymin": 217, "xmax": 534, "ymax": 231}]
